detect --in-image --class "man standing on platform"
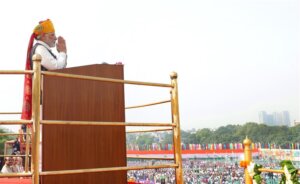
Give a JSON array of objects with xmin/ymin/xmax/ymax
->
[{"xmin": 21, "ymin": 19, "xmax": 68, "ymax": 120}]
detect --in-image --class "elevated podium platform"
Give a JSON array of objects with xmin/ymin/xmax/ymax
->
[
  {"xmin": 42, "ymin": 64, "xmax": 126, "ymax": 184},
  {"xmin": 0, "ymin": 59, "xmax": 183, "ymax": 184}
]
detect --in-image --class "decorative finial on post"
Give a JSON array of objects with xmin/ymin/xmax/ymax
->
[
  {"xmin": 243, "ymin": 137, "xmax": 252, "ymax": 146},
  {"xmin": 170, "ymin": 72, "xmax": 178, "ymax": 79},
  {"xmin": 32, "ymin": 54, "xmax": 42, "ymax": 63}
]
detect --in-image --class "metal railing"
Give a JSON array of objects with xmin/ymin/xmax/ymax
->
[{"xmin": 0, "ymin": 54, "xmax": 183, "ymax": 184}]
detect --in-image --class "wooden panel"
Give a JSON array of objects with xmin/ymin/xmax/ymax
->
[{"xmin": 42, "ymin": 64, "xmax": 126, "ymax": 184}]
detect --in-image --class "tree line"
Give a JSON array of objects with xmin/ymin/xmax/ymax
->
[
  {"xmin": 127, "ymin": 122, "xmax": 300, "ymax": 148},
  {"xmin": 1, "ymin": 122, "xmax": 299, "ymax": 154}
]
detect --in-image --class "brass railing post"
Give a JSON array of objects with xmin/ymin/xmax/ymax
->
[
  {"xmin": 32, "ymin": 54, "xmax": 42, "ymax": 184},
  {"xmin": 170, "ymin": 72, "xmax": 183, "ymax": 184},
  {"xmin": 243, "ymin": 137, "xmax": 253, "ymax": 184}
]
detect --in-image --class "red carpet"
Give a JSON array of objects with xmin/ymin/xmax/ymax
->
[{"xmin": 0, "ymin": 178, "xmax": 31, "ymax": 184}]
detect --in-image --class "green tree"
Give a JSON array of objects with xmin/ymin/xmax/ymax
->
[
  {"xmin": 0, "ymin": 127, "xmax": 14, "ymax": 155},
  {"xmin": 135, "ymin": 133, "xmax": 155, "ymax": 146}
]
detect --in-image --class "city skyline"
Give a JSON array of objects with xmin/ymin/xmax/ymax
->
[{"xmin": 258, "ymin": 110, "xmax": 291, "ymax": 126}]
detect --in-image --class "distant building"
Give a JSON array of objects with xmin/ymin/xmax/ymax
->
[
  {"xmin": 258, "ymin": 111, "xmax": 267, "ymax": 124},
  {"xmin": 282, "ymin": 111, "xmax": 291, "ymax": 126},
  {"xmin": 258, "ymin": 111, "xmax": 290, "ymax": 126},
  {"xmin": 273, "ymin": 112, "xmax": 283, "ymax": 125}
]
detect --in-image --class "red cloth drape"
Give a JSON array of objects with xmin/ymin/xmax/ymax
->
[{"xmin": 21, "ymin": 33, "xmax": 35, "ymax": 120}]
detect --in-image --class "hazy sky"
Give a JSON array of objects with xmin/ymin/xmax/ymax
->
[{"xmin": 0, "ymin": 0, "xmax": 299, "ymax": 132}]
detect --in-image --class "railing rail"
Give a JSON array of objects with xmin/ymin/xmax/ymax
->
[
  {"xmin": 0, "ymin": 120, "xmax": 32, "ymax": 125},
  {"xmin": 42, "ymin": 71, "xmax": 172, "ymax": 87},
  {"xmin": 0, "ymin": 133, "xmax": 31, "ymax": 136},
  {"xmin": 0, "ymin": 70, "xmax": 33, "ymax": 74},
  {"xmin": 0, "ymin": 155, "xmax": 31, "ymax": 157},
  {"xmin": 127, "ymin": 156, "xmax": 174, "ymax": 160},
  {"xmin": 40, "ymin": 164, "xmax": 178, "ymax": 176},
  {"xmin": 125, "ymin": 99, "xmax": 171, "ymax": 109},
  {"xmin": 41, "ymin": 120, "xmax": 175, "ymax": 127},
  {"xmin": 258, "ymin": 168, "xmax": 300, "ymax": 174},
  {"xmin": 126, "ymin": 128, "xmax": 173, "ymax": 133},
  {"xmin": 0, "ymin": 112, "xmax": 22, "ymax": 114},
  {"xmin": 0, "ymin": 173, "xmax": 32, "ymax": 177}
]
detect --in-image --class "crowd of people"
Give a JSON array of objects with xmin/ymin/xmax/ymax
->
[
  {"xmin": 1, "ymin": 156, "xmax": 24, "ymax": 174},
  {"xmin": 127, "ymin": 158, "xmax": 285, "ymax": 184},
  {"xmin": 0, "ymin": 154, "xmax": 292, "ymax": 182}
]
